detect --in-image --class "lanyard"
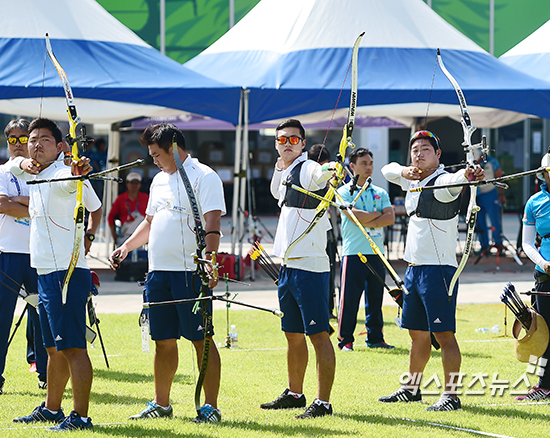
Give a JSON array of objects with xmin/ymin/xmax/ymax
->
[{"xmin": 360, "ymin": 189, "xmax": 377, "ymax": 212}]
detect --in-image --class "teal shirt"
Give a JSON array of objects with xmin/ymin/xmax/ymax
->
[{"xmin": 337, "ymin": 182, "xmax": 392, "ymax": 256}]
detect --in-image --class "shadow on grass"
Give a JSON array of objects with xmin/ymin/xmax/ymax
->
[
  {"xmin": 97, "ymin": 417, "xmax": 350, "ymax": 437},
  {"xmin": 462, "ymin": 403, "xmax": 550, "ymax": 421},
  {"xmin": 90, "ymin": 390, "xmax": 151, "ymax": 406},
  {"xmin": 338, "ymin": 411, "xmax": 509, "ymax": 435},
  {"xmin": 93, "ymin": 368, "xmax": 194, "ymax": 386}
]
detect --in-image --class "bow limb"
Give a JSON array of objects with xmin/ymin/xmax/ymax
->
[
  {"xmin": 437, "ymin": 49, "xmax": 480, "ymax": 300},
  {"xmin": 45, "ymin": 34, "xmax": 84, "ymax": 306},
  {"xmin": 332, "ymin": 189, "xmax": 410, "ymax": 296},
  {"xmin": 282, "ymin": 32, "xmax": 364, "ymax": 265}
]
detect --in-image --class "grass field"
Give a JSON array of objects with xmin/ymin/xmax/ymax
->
[{"xmin": 1, "ymin": 303, "xmax": 548, "ymax": 437}]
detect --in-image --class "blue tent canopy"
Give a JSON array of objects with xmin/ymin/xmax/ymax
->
[
  {"xmin": 186, "ymin": 0, "xmax": 550, "ymax": 128},
  {"xmin": 0, "ymin": 0, "xmax": 240, "ymax": 124}
]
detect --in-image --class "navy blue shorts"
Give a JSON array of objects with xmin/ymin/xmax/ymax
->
[
  {"xmin": 39, "ymin": 269, "xmax": 91, "ymax": 350},
  {"xmin": 278, "ymin": 267, "xmax": 330, "ymax": 336},
  {"xmin": 402, "ymin": 265, "xmax": 458, "ymax": 333},
  {"xmin": 146, "ymin": 271, "xmax": 212, "ymax": 342}
]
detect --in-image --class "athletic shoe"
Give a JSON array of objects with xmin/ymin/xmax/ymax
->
[
  {"xmin": 340, "ymin": 343, "xmax": 353, "ymax": 352},
  {"xmin": 38, "ymin": 379, "xmax": 47, "ymax": 390},
  {"xmin": 295, "ymin": 400, "xmax": 333, "ymax": 419},
  {"xmin": 13, "ymin": 402, "xmax": 65, "ymax": 423},
  {"xmin": 426, "ymin": 394, "xmax": 461, "ymax": 411},
  {"xmin": 367, "ymin": 341, "xmax": 395, "ymax": 349},
  {"xmin": 0, "ymin": 378, "xmax": 4, "ymax": 395},
  {"xmin": 260, "ymin": 388, "xmax": 306, "ymax": 410},
  {"xmin": 192, "ymin": 404, "xmax": 221, "ymax": 423},
  {"xmin": 128, "ymin": 401, "xmax": 173, "ymax": 419},
  {"xmin": 379, "ymin": 387, "xmax": 422, "ymax": 403},
  {"xmin": 514, "ymin": 384, "xmax": 550, "ymax": 401},
  {"xmin": 49, "ymin": 411, "xmax": 93, "ymax": 431}
]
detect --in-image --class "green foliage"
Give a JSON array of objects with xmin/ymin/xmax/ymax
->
[
  {"xmin": 2, "ymin": 304, "xmax": 550, "ymax": 437},
  {"xmin": 96, "ymin": 0, "xmax": 261, "ymax": 63}
]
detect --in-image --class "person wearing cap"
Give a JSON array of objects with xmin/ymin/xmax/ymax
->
[
  {"xmin": 518, "ymin": 147, "xmax": 550, "ymax": 401},
  {"xmin": 107, "ymin": 172, "xmax": 149, "ymax": 246},
  {"xmin": 380, "ymin": 130, "xmax": 484, "ymax": 412},
  {"xmin": 0, "ymin": 119, "xmax": 47, "ymax": 394}
]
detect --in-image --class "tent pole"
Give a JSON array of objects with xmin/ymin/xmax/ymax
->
[
  {"xmin": 231, "ymin": 88, "xmax": 244, "ymax": 256},
  {"xmin": 104, "ymin": 123, "xmax": 121, "ymax": 258},
  {"xmin": 238, "ymin": 88, "xmax": 250, "ymax": 274}
]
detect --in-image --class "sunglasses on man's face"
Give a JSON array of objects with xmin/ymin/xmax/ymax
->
[
  {"xmin": 276, "ymin": 136, "xmax": 303, "ymax": 146},
  {"xmin": 7, "ymin": 136, "xmax": 29, "ymax": 145}
]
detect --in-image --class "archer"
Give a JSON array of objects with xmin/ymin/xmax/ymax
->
[
  {"xmin": 379, "ymin": 130, "xmax": 484, "ymax": 411},
  {"xmin": 11, "ymin": 118, "xmax": 102, "ymax": 430},
  {"xmin": 109, "ymin": 124, "xmax": 224, "ymax": 423},
  {"xmin": 261, "ymin": 119, "xmax": 336, "ymax": 419}
]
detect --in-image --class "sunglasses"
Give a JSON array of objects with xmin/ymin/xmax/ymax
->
[
  {"xmin": 409, "ymin": 130, "xmax": 440, "ymax": 149},
  {"xmin": 276, "ymin": 136, "xmax": 304, "ymax": 145},
  {"xmin": 7, "ymin": 136, "xmax": 28, "ymax": 145}
]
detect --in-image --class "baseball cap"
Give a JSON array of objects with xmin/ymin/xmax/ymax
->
[
  {"xmin": 513, "ymin": 307, "xmax": 549, "ymax": 363},
  {"xmin": 126, "ymin": 172, "xmax": 142, "ymax": 182}
]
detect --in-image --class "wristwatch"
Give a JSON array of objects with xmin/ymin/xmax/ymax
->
[{"xmin": 85, "ymin": 233, "xmax": 95, "ymax": 242}]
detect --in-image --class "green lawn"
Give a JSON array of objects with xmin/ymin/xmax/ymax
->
[{"xmin": 1, "ymin": 303, "xmax": 548, "ymax": 437}]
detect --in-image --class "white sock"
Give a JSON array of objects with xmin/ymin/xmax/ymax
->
[
  {"xmin": 287, "ymin": 390, "xmax": 303, "ymax": 398},
  {"xmin": 44, "ymin": 408, "xmax": 58, "ymax": 415},
  {"xmin": 314, "ymin": 399, "xmax": 330, "ymax": 408}
]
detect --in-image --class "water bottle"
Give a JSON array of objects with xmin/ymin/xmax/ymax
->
[
  {"xmin": 230, "ymin": 324, "xmax": 238, "ymax": 349},
  {"xmin": 141, "ymin": 314, "xmax": 150, "ymax": 353}
]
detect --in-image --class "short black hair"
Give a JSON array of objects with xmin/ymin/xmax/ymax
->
[
  {"xmin": 348, "ymin": 147, "xmax": 373, "ymax": 164},
  {"xmin": 140, "ymin": 123, "xmax": 186, "ymax": 153},
  {"xmin": 275, "ymin": 119, "xmax": 305, "ymax": 139},
  {"xmin": 4, "ymin": 118, "xmax": 30, "ymax": 138},
  {"xmin": 28, "ymin": 118, "xmax": 63, "ymax": 144},
  {"xmin": 308, "ymin": 144, "xmax": 330, "ymax": 163}
]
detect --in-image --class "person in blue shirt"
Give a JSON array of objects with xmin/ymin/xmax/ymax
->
[
  {"xmin": 336, "ymin": 148, "xmax": 395, "ymax": 351},
  {"xmin": 519, "ymin": 149, "xmax": 550, "ymax": 401},
  {"xmin": 475, "ymin": 154, "xmax": 505, "ymax": 253}
]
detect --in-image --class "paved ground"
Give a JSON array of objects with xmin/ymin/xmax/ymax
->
[{"xmin": 15, "ymin": 213, "xmax": 534, "ymax": 316}]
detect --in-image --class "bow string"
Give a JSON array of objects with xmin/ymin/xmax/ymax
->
[{"xmin": 282, "ymin": 32, "xmax": 364, "ymax": 266}]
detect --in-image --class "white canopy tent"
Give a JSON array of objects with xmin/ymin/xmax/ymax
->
[
  {"xmin": 185, "ymin": 0, "xmax": 550, "ymax": 257},
  {"xmin": 0, "ymin": 0, "xmax": 241, "ymax": 258}
]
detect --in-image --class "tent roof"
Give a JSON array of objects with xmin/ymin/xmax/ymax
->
[
  {"xmin": 186, "ymin": 0, "xmax": 550, "ymax": 127},
  {"xmin": 0, "ymin": 0, "xmax": 240, "ymax": 124},
  {"xmin": 500, "ymin": 19, "xmax": 550, "ymax": 82}
]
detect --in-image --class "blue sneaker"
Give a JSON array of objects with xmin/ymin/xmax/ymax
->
[
  {"xmin": 13, "ymin": 402, "xmax": 65, "ymax": 423},
  {"xmin": 193, "ymin": 404, "xmax": 221, "ymax": 423},
  {"xmin": 49, "ymin": 411, "xmax": 93, "ymax": 431}
]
